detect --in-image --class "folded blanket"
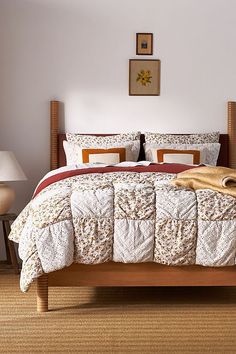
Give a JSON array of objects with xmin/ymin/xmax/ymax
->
[{"xmin": 171, "ymin": 166, "xmax": 236, "ymax": 197}]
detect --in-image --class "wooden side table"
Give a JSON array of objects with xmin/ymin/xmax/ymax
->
[{"xmin": 0, "ymin": 213, "xmax": 19, "ymax": 274}]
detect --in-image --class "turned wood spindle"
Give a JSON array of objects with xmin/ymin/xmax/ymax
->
[{"xmin": 37, "ymin": 274, "xmax": 48, "ymax": 312}]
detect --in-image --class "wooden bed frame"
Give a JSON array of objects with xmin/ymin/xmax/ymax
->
[{"xmin": 36, "ymin": 100, "xmax": 236, "ymax": 312}]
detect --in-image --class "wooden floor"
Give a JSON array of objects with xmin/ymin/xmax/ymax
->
[{"xmin": 1, "ymin": 270, "xmax": 236, "ymax": 353}]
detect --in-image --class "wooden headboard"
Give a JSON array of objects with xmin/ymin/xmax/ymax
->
[{"xmin": 50, "ymin": 101, "xmax": 236, "ymax": 170}]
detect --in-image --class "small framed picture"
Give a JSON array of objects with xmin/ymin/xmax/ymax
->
[
  {"xmin": 129, "ymin": 59, "xmax": 160, "ymax": 96},
  {"xmin": 136, "ymin": 33, "xmax": 153, "ymax": 55}
]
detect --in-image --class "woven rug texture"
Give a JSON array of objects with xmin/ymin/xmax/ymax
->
[{"xmin": 1, "ymin": 273, "xmax": 236, "ymax": 353}]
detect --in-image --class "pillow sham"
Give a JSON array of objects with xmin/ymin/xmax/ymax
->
[
  {"xmin": 63, "ymin": 140, "xmax": 140, "ymax": 165},
  {"xmin": 66, "ymin": 131, "xmax": 141, "ymax": 145},
  {"xmin": 82, "ymin": 148, "xmax": 126, "ymax": 164},
  {"xmin": 145, "ymin": 132, "xmax": 220, "ymax": 144},
  {"xmin": 156, "ymin": 149, "xmax": 202, "ymax": 165},
  {"xmin": 144, "ymin": 143, "xmax": 221, "ymax": 166}
]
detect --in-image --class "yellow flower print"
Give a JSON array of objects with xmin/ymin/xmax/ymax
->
[{"xmin": 136, "ymin": 69, "xmax": 152, "ymax": 86}]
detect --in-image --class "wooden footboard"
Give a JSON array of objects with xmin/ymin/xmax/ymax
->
[{"xmin": 37, "ymin": 263, "xmax": 236, "ymax": 312}]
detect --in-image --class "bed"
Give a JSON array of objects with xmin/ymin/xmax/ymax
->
[{"xmin": 13, "ymin": 101, "xmax": 236, "ymax": 312}]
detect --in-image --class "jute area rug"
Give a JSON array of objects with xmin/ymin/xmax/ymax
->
[{"xmin": 1, "ymin": 273, "xmax": 236, "ymax": 353}]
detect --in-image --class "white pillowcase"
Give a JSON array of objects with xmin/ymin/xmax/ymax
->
[
  {"xmin": 144, "ymin": 143, "xmax": 221, "ymax": 166},
  {"xmin": 63, "ymin": 140, "xmax": 140, "ymax": 165}
]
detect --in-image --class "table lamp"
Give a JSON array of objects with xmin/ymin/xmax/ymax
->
[{"xmin": 0, "ymin": 151, "xmax": 27, "ymax": 215}]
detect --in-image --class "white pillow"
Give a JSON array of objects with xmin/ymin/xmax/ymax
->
[
  {"xmin": 144, "ymin": 143, "xmax": 221, "ymax": 166},
  {"xmin": 63, "ymin": 140, "xmax": 140, "ymax": 165}
]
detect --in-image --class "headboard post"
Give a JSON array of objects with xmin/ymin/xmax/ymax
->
[
  {"xmin": 228, "ymin": 101, "xmax": 236, "ymax": 169},
  {"xmin": 50, "ymin": 100, "xmax": 59, "ymax": 170}
]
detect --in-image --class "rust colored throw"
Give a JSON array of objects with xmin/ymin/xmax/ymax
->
[
  {"xmin": 172, "ymin": 166, "xmax": 236, "ymax": 197},
  {"xmin": 33, "ymin": 163, "xmax": 196, "ymax": 198}
]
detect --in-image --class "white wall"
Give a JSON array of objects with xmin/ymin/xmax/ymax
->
[{"xmin": 0, "ymin": 0, "xmax": 236, "ymax": 259}]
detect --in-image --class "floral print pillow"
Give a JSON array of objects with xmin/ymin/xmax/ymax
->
[
  {"xmin": 145, "ymin": 132, "xmax": 220, "ymax": 144},
  {"xmin": 67, "ymin": 132, "xmax": 141, "ymax": 146}
]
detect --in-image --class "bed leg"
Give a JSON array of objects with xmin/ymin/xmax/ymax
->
[{"xmin": 37, "ymin": 274, "xmax": 48, "ymax": 312}]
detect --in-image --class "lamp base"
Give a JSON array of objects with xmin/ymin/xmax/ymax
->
[{"xmin": 0, "ymin": 183, "xmax": 15, "ymax": 215}]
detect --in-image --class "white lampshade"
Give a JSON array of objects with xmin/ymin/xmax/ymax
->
[{"xmin": 0, "ymin": 151, "xmax": 27, "ymax": 182}]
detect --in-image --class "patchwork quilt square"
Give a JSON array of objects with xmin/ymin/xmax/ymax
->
[{"xmin": 113, "ymin": 219, "xmax": 155, "ymax": 262}]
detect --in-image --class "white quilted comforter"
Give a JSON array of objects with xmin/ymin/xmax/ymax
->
[{"xmin": 9, "ymin": 164, "xmax": 236, "ymax": 292}]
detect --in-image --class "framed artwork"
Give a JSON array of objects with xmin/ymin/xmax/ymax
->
[
  {"xmin": 129, "ymin": 59, "xmax": 160, "ymax": 96},
  {"xmin": 136, "ymin": 33, "xmax": 153, "ymax": 55}
]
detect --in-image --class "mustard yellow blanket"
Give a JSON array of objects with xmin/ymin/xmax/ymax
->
[{"xmin": 171, "ymin": 166, "xmax": 236, "ymax": 197}]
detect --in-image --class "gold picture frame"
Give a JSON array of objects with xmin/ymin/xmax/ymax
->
[
  {"xmin": 129, "ymin": 59, "xmax": 160, "ymax": 96},
  {"xmin": 136, "ymin": 33, "xmax": 153, "ymax": 55}
]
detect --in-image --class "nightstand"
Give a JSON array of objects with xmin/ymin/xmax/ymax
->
[{"xmin": 0, "ymin": 213, "xmax": 19, "ymax": 274}]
